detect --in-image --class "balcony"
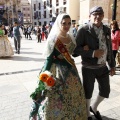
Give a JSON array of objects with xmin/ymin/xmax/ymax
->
[
  {"xmin": 46, "ymin": 2, "xmax": 52, "ymax": 8},
  {"xmin": 50, "ymin": 4, "xmax": 52, "ymax": 8},
  {"xmin": 49, "ymin": 13, "xmax": 52, "ymax": 18},
  {"xmin": 44, "ymin": 5, "xmax": 46, "ymax": 9},
  {"xmin": 0, "ymin": 1, "xmax": 5, "ymax": 4},
  {"xmin": 56, "ymin": 2, "xmax": 59, "ymax": 6},
  {"xmin": 18, "ymin": 10, "xmax": 21, "ymax": 13},
  {"xmin": 55, "ymin": 12, "xmax": 59, "ymax": 16},
  {"xmin": 63, "ymin": 0, "xmax": 66, "ymax": 5}
]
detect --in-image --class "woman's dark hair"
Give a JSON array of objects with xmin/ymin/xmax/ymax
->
[
  {"xmin": 62, "ymin": 14, "xmax": 71, "ymax": 20},
  {"xmin": 110, "ymin": 20, "xmax": 119, "ymax": 30},
  {"xmin": 60, "ymin": 14, "xmax": 71, "ymax": 26}
]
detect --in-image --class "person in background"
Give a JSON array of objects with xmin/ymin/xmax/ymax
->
[
  {"xmin": 41, "ymin": 25, "xmax": 46, "ymax": 41},
  {"xmin": 34, "ymin": 26, "xmax": 37, "ymax": 35},
  {"xmin": 2, "ymin": 24, "xmax": 8, "ymax": 35},
  {"xmin": 110, "ymin": 20, "xmax": 120, "ymax": 67},
  {"xmin": 37, "ymin": 26, "xmax": 41, "ymax": 43},
  {"xmin": 72, "ymin": 23, "xmax": 75, "ymax": 28},
  {"xmin": 45, "ymin": 24, "xmax": 49, "ymax": 39},
  {"xmin": 27, "ymin": 25, "xmax": 32, "ymax": 40},
  {"xmin": 23, "ymin": 26, "xmax": 28, "ymax": 38},
  {"xmin": 73, "ymin": 24, "xmax": 79, "ymax": 37},
  {"xmin": 9, "ymin": 24, "xmax": 13, "ymax": 38},
  {"xmin": 73, "ymin": 6, "xmax": 115, "ymax": 120},
  {"xmin": 49, "ymin": 17, "xmax": 56, "ymax": 33},
  {"xmin": 29, "ymin": 13, "xmax": 87, "ymax": 120},
  {"xmin": 0, "ymin": 24, "xmax": 14, "ymax": 57},
  {"xmin": 48, "ymin": 22, "xmax": 52, "ymax": 33},
  {"xmin": 13, "ymin": 21, "xmax": 23, "ymax": 54}
]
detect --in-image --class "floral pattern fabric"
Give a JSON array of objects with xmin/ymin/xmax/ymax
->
[
  {"xmin": 37, "ymin": 41, "xmax": 87, "ymax": 120},
  {"xmin": 0, "ymin": 36, "xmax": 14, "ymax": 57}
]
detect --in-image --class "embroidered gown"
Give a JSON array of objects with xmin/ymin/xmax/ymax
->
[
  {"xmin": 0, "ymin": 29, "xmax": 14, "ymax": 57},
  {"xmin": 35, "ymin": 38, "xmax": 87, "ymax": 120}
]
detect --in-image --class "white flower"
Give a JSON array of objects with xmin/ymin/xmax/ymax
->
[
  {"xmin": 44, "ymin": 82, "xmax": 52, "ymax": 90},
  {"xmin": 43, "ymin": 71, "xmax": 53, "ymax": 77}
]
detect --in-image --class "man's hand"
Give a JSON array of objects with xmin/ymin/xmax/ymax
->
[
  {"xmin": 94, "ymin": 49, "xmax": 104, "ymax": 58},
  {"xmin": 109, "ymin": 68, "xmax": 115, "ymax": 76}
]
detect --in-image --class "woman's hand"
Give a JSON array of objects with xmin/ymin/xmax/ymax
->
[{"xmin": 83, "ymin": 45, "xmax": 89, "ymax": 51}]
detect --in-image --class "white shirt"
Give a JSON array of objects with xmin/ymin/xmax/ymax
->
[{"xmin": 19, "ymin": 27, "xmax": 23, "ymax": 36}]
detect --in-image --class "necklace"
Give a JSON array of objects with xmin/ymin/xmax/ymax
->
[{"xmin": 59, "ymin": 34, "xmax": 68, "ymax": 38}]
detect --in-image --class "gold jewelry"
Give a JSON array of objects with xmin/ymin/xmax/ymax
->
[{"xmin": 59, "ymin": 34, "xmax": 68, "ymax": 38}]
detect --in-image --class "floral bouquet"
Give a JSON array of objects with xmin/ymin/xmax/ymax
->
[
  {"xmin": 30, "ymin": 71, "xmax": 55, "ymax": 101},
  {"xmin": 29, "ymin": 71, "xmax": 55, "ymax": 119}
]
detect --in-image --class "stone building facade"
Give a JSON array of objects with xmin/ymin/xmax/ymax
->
[
  {"xmin": 31, "ymin": 0, "xmax": 80, "ymax": 26},
  {"xmin": 21, "ymin": 3, "xmax": 31, "ymax": 25},
  {"xmin": 79, "ymin": 0, "xmax": 120, "ymax": 25},
  {"xmin": 0, "ymin": 0, "xmax": 30, "ymax": 25},
  {"xmin": 31, "ymin": 0, "xmax": 120, "ymax": 26},
  {"xmin": 0, "ymin": 0, "xmax": 120, "ymax": 26}
]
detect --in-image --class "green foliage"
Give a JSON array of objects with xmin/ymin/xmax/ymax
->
[{"xmin": 30, "ymin": 80, "xmax": 45, "ymax": 100}]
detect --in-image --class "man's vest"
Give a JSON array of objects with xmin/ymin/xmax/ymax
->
[{"xmin": 13, "ymin": 26, "xmax": 20, "ymax": 36}]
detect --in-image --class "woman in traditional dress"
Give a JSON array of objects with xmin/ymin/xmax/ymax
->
[
  {"xmin": 0, "ymin": 24, "xmax": 14, "ymax": 57},
  {"xmin": 30, "ymin": 13, "xmax": 87, "ymax": 120}
]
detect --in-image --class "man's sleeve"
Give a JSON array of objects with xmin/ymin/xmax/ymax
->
[
  {"xmin": 19, "ymin": 28, "xmax": 23, "ymax": 36},
  {"xmin": 73, "ymin": 27, "xmax": 94, "ymax": 58}
]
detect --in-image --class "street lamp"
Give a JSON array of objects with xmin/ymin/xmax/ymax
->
[
  {"xmin": 9, "ymin": 0, "xmax": 14, "ymax": 23},
  {"xmin": 112, "ymin": 0, "xmax": 117, "ymax": 20}
]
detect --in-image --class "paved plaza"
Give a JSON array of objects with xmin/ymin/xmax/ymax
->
[{"xmin": 0, "ymin": 35, "xmax": 120, "ymax": 120}]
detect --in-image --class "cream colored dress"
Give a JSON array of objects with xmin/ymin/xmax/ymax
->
[{"xmin": 0, "ymin": 30, "xmax": 14, "ymax": 57}]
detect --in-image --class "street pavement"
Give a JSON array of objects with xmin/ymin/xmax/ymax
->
[{"xmin": 0, "ymin": 34, "xmax": 120, "ymax": 120}]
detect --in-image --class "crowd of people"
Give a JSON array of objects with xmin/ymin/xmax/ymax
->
[
  {"xmin": 22, "ymin": 24, "xmax": 50, "ymax": 42},
  {"xmin": 7, "ymin": 23, "xmax": 51, "ymax": 41},
  {"xmin": 0, "ymin": 22, "xmax": 52, "ymax": 57},
  {"xmin": 0, "ymin": 5, "xmax": 120, "ymax": 120}
]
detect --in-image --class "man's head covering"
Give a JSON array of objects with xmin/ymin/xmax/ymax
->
[{"xmin": 90, "ymin": 6, "xmax": 104, "ymax": 15}]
